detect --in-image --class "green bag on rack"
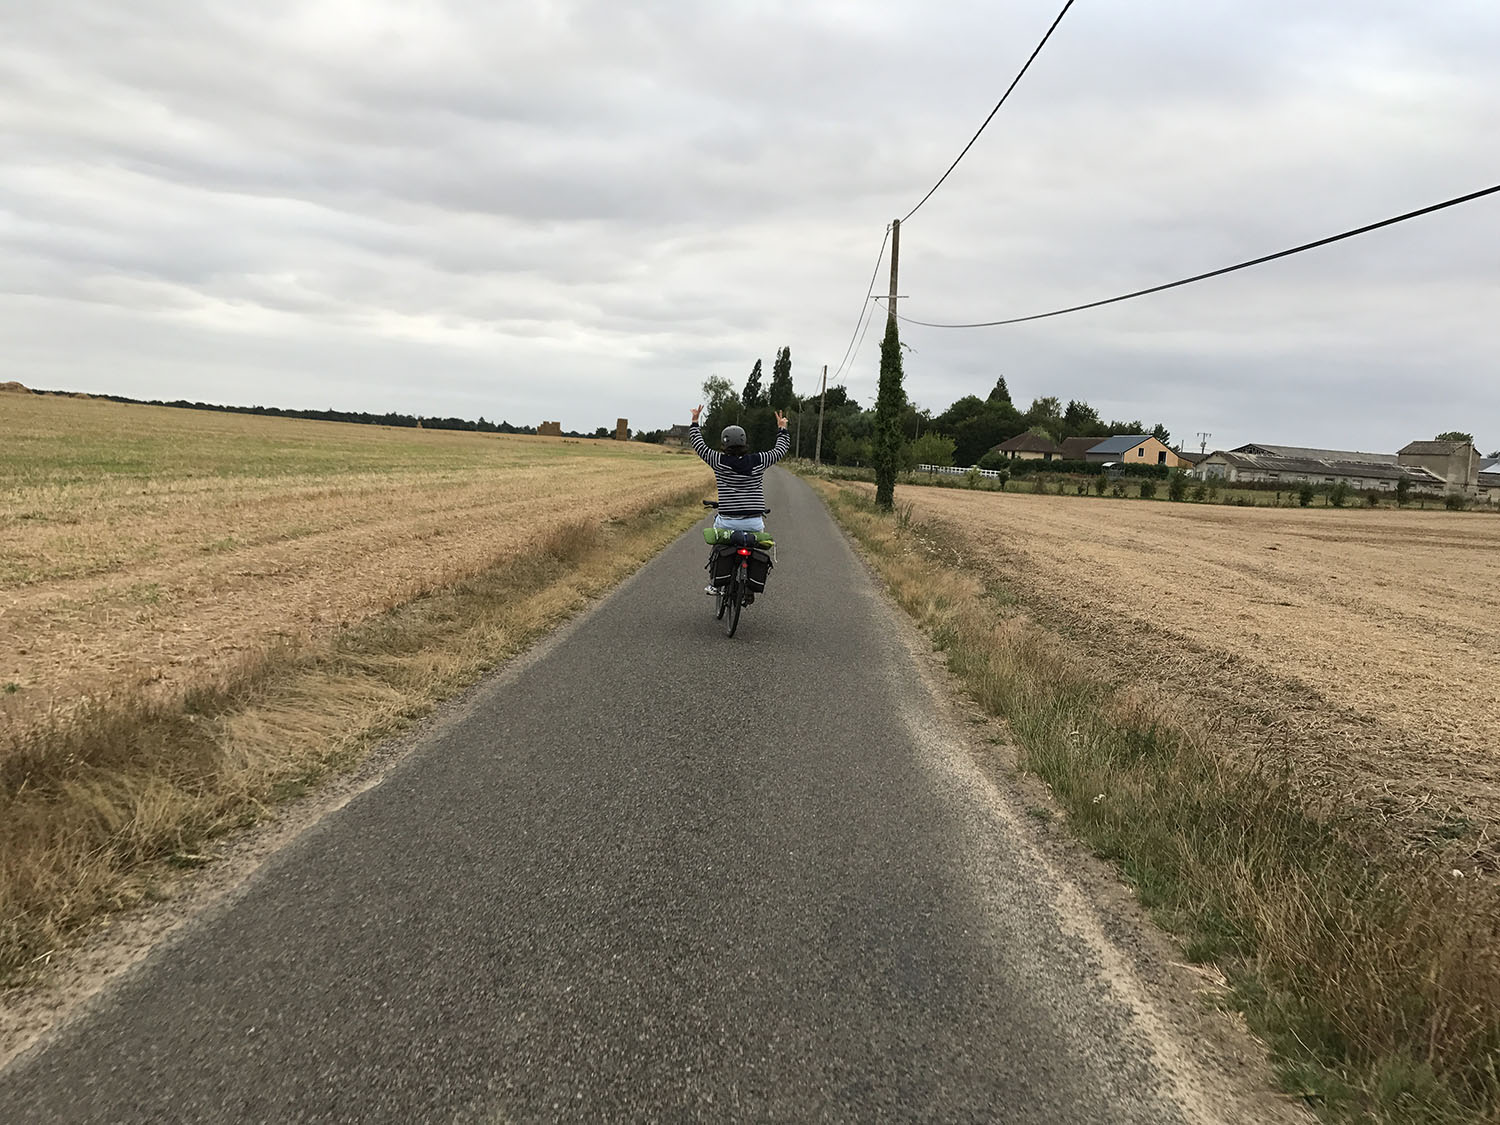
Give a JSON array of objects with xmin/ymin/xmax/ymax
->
[{"xmin": 702, "ymin": 527, "xmax": 775, "ymax": 547}]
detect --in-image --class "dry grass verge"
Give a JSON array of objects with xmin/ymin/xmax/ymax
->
[
  {"xmin": 0, "ymin": 487, "xmax": 704, "ymax": 984},
  {"xmin": 820, "ymin": 483, "xmax": 1500, "ymax": 1125}
]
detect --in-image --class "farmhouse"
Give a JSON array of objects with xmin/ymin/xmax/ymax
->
[
  {"xmin": 1085, "ymin": 434, "xmax": 1183, "ymax": 467},
  {"xmin": 992, "ymin": 432, "xmax": 1062, "ymax": 461}
]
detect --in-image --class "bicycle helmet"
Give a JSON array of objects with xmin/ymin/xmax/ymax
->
[{"xmin": 720, "ymin": 425, "xmax": 747, "ymax": 449}]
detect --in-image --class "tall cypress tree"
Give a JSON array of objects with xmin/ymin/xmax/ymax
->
[
  {"xmin": 872, "ymin": 317, "xmax": 907, "ymax": 509},
  {"xmin": 742, "ymin": 359, "xmax": 765, "ymax": 409},
  {"xmin": 768, "ymin": 347, "xmax": 794, "ymax": 410}
]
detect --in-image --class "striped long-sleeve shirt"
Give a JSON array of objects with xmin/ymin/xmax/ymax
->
[{"xmin": 690, "ymin": 425, "xmax": 790, "ymax": 517}]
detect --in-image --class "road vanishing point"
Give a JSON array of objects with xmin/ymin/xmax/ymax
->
[{"xmin": 0, "ymin": 472, "xmax": 1280, "ymax": 1124}]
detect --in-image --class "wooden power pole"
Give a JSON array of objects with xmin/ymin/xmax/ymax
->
[
  {"xmin": 814, "ymin": 364, "xmax": 828, "ymax": 465},
  {"xmin": 887, "ymin": 219, "xmax": 900, "ymax": 324}
]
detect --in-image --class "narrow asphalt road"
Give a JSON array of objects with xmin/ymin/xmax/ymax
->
[{"xmin": 1, "ymin": 471, "xmax": 1226, "ymax": 1123}]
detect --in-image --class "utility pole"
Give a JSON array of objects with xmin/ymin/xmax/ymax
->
[
  {"xmin": 1197, "ymin": 431, "xmax": 1212, "ymax": 454},
  {"xmin": 814, "ymin": 365, "xmax": 828, "ymax": 464},
  {"xmin": 887, "ymin": 219, "xmax": 900, "ymax": 324}
]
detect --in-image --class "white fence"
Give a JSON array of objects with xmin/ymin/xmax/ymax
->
[{"xmin": 914, "ymin": 464, "xmax": 1006, "ymax": 479}]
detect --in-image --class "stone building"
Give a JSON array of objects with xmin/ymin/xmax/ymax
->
[{"xmin": 1397, "ymin": 440, "xmax": 1481, "ymax": 495}]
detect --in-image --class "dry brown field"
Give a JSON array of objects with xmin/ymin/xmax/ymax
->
[
  {"xmin": 1, "ymin": 392, "xmax": 702, "ymax": 733},
  {"xmin": 894, "ymin": 485, "xmax": 1500, "ymax": 842}
]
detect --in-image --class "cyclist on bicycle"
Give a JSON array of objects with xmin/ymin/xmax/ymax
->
[{"xmin": 690, "ymin": 404, "xmax": 789, "ymax": 594}]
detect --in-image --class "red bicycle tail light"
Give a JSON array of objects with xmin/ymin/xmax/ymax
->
[{"xmin": 736, "ymin": 548, "xmax": 752, "ymax": 557}]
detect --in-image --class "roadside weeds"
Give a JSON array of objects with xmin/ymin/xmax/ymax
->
[
  {"xmin": 819, "ymin": 482, "xmax": 1500, "ymax": 1125},
  {"xmin": 0, "ymin": 487, "xmax": 705, "ymax": 985}
]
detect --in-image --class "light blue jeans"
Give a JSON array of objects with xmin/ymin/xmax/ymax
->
[{"xmin": 714, "ymin": 514, "xmax": 765, "ymax": 533}]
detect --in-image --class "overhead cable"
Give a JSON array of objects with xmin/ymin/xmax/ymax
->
[
  {"xmin": 829, "ymin": 225, "xmax": 891, "ymax": 381},
  {"xmin": 883, "ymin": 182, "xmax": 1500, "ymax": 328},
  {"xmin": 902, "ymin": 0, "xmax": 1077, "ymax": 224}
]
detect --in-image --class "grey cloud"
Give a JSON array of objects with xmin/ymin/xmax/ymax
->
[{"xmin": 0, "ymin": 0, "xmax": 1496, "ymax": 445}]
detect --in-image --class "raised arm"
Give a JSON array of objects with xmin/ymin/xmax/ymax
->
[
  {"xmin": 759, "ymin": 412, "xmax": 792, "ymax": 465},
  {"xmin": 688, "ymin": 404, "xmax": 718, "ymax": 466}
]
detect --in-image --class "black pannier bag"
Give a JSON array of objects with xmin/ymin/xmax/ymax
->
[
  {"xmin": 706, "ymin": 545, "xmax": 774, "ymax": 592},
  {"xmin": 745, "ymin": 548, "xmax": 773, "ymax": 592},
  {"xmin": 707, "ymin": 546, "xmax": 737, "ymax": 587}
]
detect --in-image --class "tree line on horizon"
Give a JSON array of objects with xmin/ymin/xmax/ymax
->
[
  {"xmin": 661, "ymin": 351, "xmax": 1170, "ymax": 470},
  {"xmin": 32, "ymin": 389, "xmax": 554, "ymax": 437}
]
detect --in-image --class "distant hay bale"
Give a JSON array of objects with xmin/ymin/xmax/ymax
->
[{"xmin": 0, "ymin": 381, "xmax": 31, "ymax": 394}]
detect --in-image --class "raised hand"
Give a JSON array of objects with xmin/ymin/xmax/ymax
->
[
  {"xmin": 774, "ymin": 410, "xmax": 788, "ymax": 429},
  {"xmin": 691, "ymin": 404, "xmax": 703, "ymax": 424}
]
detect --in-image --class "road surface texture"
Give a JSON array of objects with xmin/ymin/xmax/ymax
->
[{"xmin": 0, "ymin": 471, "xmax": 1279, "ymax": 1123}]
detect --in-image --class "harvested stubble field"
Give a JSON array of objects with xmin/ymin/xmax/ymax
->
[
  {"xmin": 896, "ymin": 485, "xmax": 1500, "ymax": 857},
  {"xmin": 1, "ymin": 393, "xmax": 699, "ymax": 730},
  {"xmin": 824, "ymin": 480, "xmax": 1500, "ymax": 1120},
  {"xmin": 0, "ymin": 392, "xmax": 706, "ymax": 978}
]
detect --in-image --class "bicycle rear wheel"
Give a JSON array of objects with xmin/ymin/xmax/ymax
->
[{"xmin": 723, "ymin": 575, "xmax": 742, "ymax": 637}]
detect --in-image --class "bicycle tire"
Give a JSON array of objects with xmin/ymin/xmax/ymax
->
[
  {"xmin": 715, "ymin": 586, "xmax": 728, "ymax": 620},
  {"xmin": 724, "ymin": 575, "xmax": 742, "ymax": 637}
]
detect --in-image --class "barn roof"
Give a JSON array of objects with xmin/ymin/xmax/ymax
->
[
  {"xmin": 1057, "ymin": 436, "xmax": 1100, "ymax": 458},
  {"xmin": 1206, "ymin": 451, "xmax": 1445, "ymax": 484},
  {"xmin": 1232, "ymin": 443, "xmax": 1397, "ymax": 464},
  {"xmin": 1400, "ymin": 440, "xmax": 1471, "ymax": 456},
  {"xmin": 996, "ymin": 432, "xmax": 1062, "ymax": 453}
]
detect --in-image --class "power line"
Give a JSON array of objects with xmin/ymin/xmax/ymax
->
[
  {"xmin": 902, "ymin": 0, "xmax": 1077, "ymax": 224},
  {"xmin": 845, "ymin": 290, "xmax": 883, "ymax": 381},
  {"xmin": 883, "ymin": 181, "xmax": 1500, "ymax": 328},
  {"xmin": 829, "ymin": 226, "xmax": 891, "ymax": 381}
]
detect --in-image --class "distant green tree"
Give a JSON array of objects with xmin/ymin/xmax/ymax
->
[
  {"xmin": 1150, "ymin": 422, "xmax": 1171, "ymax": 445},
  {"xmin": 908, "ymin": 432, "xmax": 956, "ymax": 468},
  {"xmin": 1329, "ymin": 480, "xmax": 1351, "ymax": 507},
  {"xmin": 1394, "ymin": 478, "xmax": 1411, "ymax": 507},
  {"xmin": 744, "ymin": 406, "xmax": 778, "ymax": 453},
  {"xmin": 701, "ymin": 374, "xmax": 741, "ymax": 444},
  {"xmin": 742, "ymin": 359, "xmax": 766, "ymax": 409},
  {"xmin": 1024, "ymin": 396, "xmax": 1063, "ymax": 435},
  {"xmin": 871, "ymin": 317, "xmax": 908, "ymax": 508},
  {"xmin": 1062, "ymin": 399, "xmax": 1102, "ymax": 437},
  {"xmin": 954, "ymin": 411, "xmax": 1024, "ymax": 467},
  {"xmin": 768, "ymin": 347, "xmax": 794, "ymax": 410},
  {"xmin": 1093, "ymin": 474, "xmax": 1108, "ymax": 496},
  {"xmin": 834, "ymin": 433, "xmax": 869, "ymax": 466},
  {"xmin": 988, "ymin": 376, "xmax": 1012, "ymax": 405},
  {"xmin": 1298, "ymin": 483, "xmax": 1316, "ymax": 507},
  {"xmin": 1168, "ymin": 470, "xmax": 1189, "ymax": 501},
  {"xmin": 1139, "ymin": 479, "xmax": 1157, "ymax": 500},
  {"xmin": 1433, "ymin": 431, "xmax": 1473, "ymax": 444}
]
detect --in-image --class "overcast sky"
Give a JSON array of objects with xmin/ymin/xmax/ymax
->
[{"xmin": 2, "ymin": 0, "xmax": 1496, "ymax": 451}]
